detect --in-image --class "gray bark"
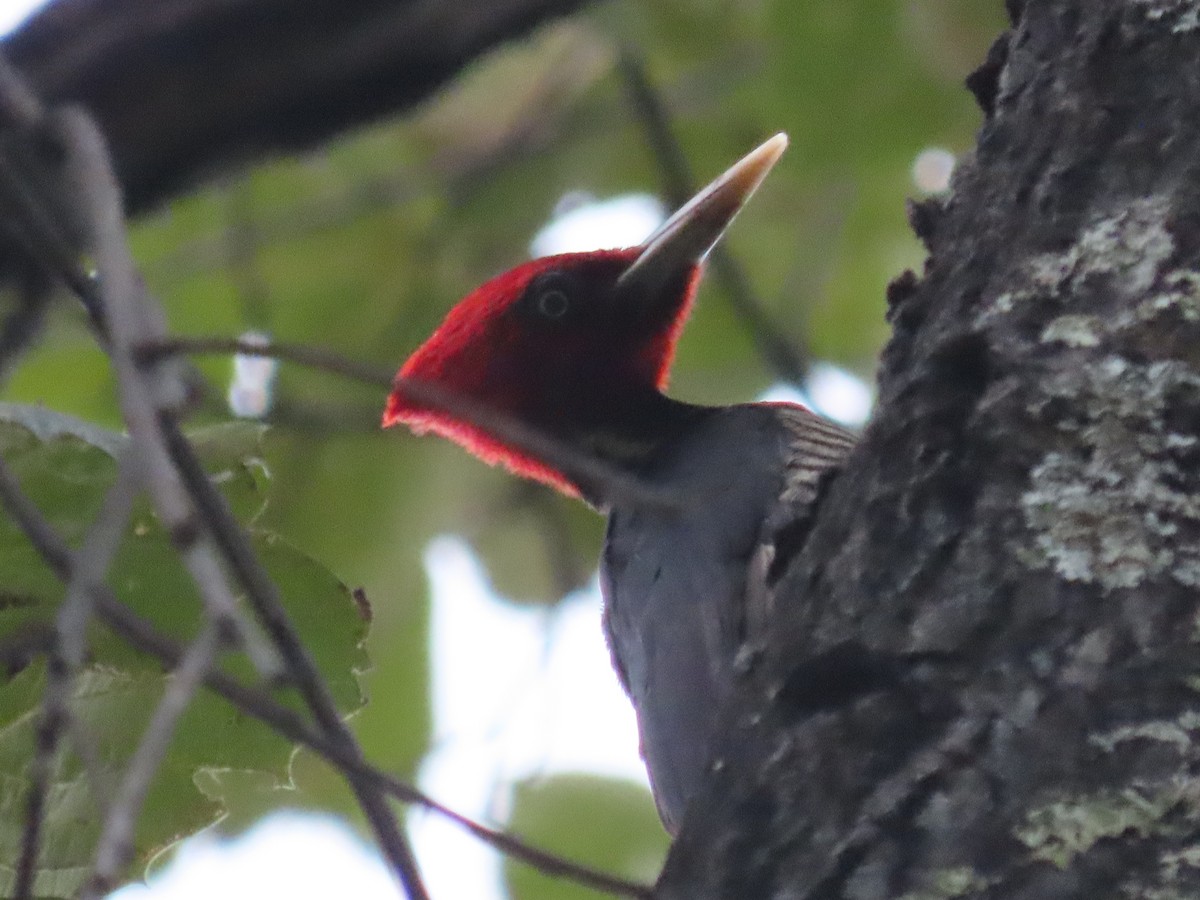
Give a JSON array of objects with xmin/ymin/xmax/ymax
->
[
  {"xmin": 3, "ymin": 0, "xmax": 589, "ymax": 215},
  {"xmin": 659, "ymin": 1, "xmax": 1200, "ymax": 897}
]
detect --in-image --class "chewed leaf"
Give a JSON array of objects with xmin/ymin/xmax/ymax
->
[
  {"xmin": 0, "ymin": 405, "xmax": 367, "ymax": 897},
  {"xmin": 0, "ymin": 402, "xmax": 127, "ymax": 458},
  {"xmin": 188, "ymin": 421, "xmax": 272, "ymax": 522}
]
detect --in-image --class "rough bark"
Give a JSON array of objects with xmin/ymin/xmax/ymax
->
[
  {"xmin": 661, "ymin": 1, "xmax": 1200, "ymax": 897},
  {"xmin": 3, "ymin": 0, "xmax": 589, "ymax": 215}
]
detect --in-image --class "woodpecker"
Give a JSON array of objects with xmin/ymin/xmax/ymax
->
[{"xmin": 384, "ymin": 134, "xmax": 856, "ymax": 833}]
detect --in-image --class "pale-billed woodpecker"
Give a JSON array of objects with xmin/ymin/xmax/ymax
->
[{"xmin": 384, "ymin": 134, "xmax": 856, "ymax": 833}]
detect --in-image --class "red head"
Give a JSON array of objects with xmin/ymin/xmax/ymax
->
[{"xmin": 384, "ymin": 134, "xmax": 789, "ymax": 497}]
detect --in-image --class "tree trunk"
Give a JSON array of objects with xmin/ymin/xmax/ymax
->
[
  {"xmin": 3, "ymin": 0, "xmax": 589, "ymax": 215},
  {"xmin": 660, "ymin": 1, "xmax": 1200, "ymax": 896}
]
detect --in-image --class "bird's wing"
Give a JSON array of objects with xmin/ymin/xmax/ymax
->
[
  {"xmin": 743, "ymin": 405, "xmax": 858, "ymax": 643},
  {"xmin": 774, "ymin": 404, "xmax": 858, "ymax": 516}
]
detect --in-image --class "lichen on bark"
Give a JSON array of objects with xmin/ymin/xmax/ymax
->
[
  {"xmin": 659, "ymin": 2, "xmax": 1200, "ymax": 896},
  {"xmin": 1021, "ymin": 356, "xmax": 1200, "ymax": 590}
]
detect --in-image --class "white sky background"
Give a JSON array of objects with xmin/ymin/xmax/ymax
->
[
  {"xmin": 0, "ymin": 0, "xmax": 39, "ymax": 33},
  {"xmin": 0, "ymin": 3, "xmax": 961, "ymax": 892}
]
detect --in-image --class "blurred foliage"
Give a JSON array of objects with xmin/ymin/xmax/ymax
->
[
  {"xmin": 504, "ymin": 774, "xmax": 670, "ymax": 899},
  {"xmin": 0, "ymin": 407, "xmax": 367, "ymax": 896},
  {"xmin": 0, "ymin": 0, "xmax": 1006, "ymax": 894}
]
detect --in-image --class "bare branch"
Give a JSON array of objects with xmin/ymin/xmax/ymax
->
[
  {"xmin": 58, "ymin": 448, "xmax": 139, "ymax": 665},
  {"xmin": 5, "ymin": 0, "xmax": 593, "ymax": 215},
  {"xmin": 0, "ymin": 48, "xmax": 654, "ymax": 900},
  {"xmin": 71, "ymin": 111, "xmax": 429, "ymax": 894},
  {"xmin": 156, "ymin": 407, "xmax": 435, "ymax": 896},
  {"xmin": 0, "ymin": 58, "xmax": 426, "ymax": 895},
  {"xmin": 396, "ymin": 376, "xmax": 684, "ymax": 511},
  {"xmin": 57, "ymin": 108, "xmax": 281, "ymax": 680},
  {"xmin": 14, "ymin": 451, "xmax": 140, "ymax": 900},
  {"xmin": 98, "ymin": 591, "xmax": 656, "ymax": 899},
  {"xmin": 142, "ymin": 334, "xmax": 395, "ymax": 390},
  {"xmin": 0, "ymin": 454, "xmax": 654, "ymax": 899},
  {"xmin": 13, "ymin": 667, "xmax": 57, "ymax": 900},
  {"xmin": 83, "ymin": 624, "xmax": 224, "ymax": 899}
]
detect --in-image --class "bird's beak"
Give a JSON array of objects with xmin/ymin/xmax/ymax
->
[{"xmin": 616, "ymin": 132, "xmax": 788, "ymax": 306}]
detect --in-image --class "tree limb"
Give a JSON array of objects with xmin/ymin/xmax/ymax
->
[{"xmin": 4, "ymin": 0, "xmax": 594, "ymax": 214}]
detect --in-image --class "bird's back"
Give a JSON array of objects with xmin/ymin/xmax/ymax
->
[{"xmin": 600, "ymin": 402, "xmax": 855, "ymax": 830}]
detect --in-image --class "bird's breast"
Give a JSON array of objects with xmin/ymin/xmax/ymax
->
[{"xmin": 598, "ymin": 404, "xmax": 795, "ymax": 830}]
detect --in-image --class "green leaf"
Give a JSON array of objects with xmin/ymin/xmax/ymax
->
[
  {"xmin": 0, "ymin": 406, "xmax": 368, "ymax": 897},
  {"xmin": 188, "ymin": 422, "xmax": 271, "ymax": 523},
  {"xmin": 0, "ymin": 402, "xmax": 127, "ymax": 457}
]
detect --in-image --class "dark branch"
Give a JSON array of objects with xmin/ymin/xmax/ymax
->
[
  {"xmin": 3, "ymin": 0, "xmax": 593, "ymax": 214},
  {"xmin": 142, "ymin": 334, "xmax": 395, "ymax": 390},
  {"xmin": 14, "ymin": 453, "xmax": 140, "ymax": 900}
]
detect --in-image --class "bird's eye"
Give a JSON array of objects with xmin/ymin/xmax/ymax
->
[{"xmin": 537, "ymin": 288, "xmax": 570, "ymax": 320}]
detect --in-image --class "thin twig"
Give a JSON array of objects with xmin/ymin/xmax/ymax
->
[
  {"xmin": 13, "ymin": 691, "xmax": 55, "ymax": 900},
  {"xmin": 58, "ymin": 109, "xmax": 280, "ymax": 680},
  {"xmin": 142, "ymin": 334, "xmax": 395, "ymax": 389},
  {"xmin": 14, "ymin": 450, "xmax": 140, "ymax": 900},
  {"xmin": 58, "ymin": 448, "xmax": 140, "ymax": 667},
  {"xmin": 0, "ymin": 456, "xmax": 654, "ymax": 899},
  {"xmin": 162, "ymin": 357, "xmax": 387, "ymax": 436},
  {"xmin": 265, "ymin": 395, "xmax": 390, "ymax": 433},
  {"xmin": 617, "ymin": 45, "xmax": 810, "ymax": 386},
  {"xmin": 0, "ymin": 75, "xmax": 426, "ymax": 893},
  {"xmin": 0, "ymin": 54, "xmax": 649, "ymax": 899},
  {"xmin": 98, "ymin": 592, "xmax": 656, "ymax": 899},
  {"xmin": 56, "ymin": 107, "xmax": 428, "ymax": 897},
  {"xmin": 55, "ymin": 448, "xmax": 140, "ymax": 815},
  {"xmin": 83, "ymin": 624, "xmax": 225, "ymax": 899},
  {"xmin": 158, "ymin": 410, "xmax": 433, "ymax": 896}
]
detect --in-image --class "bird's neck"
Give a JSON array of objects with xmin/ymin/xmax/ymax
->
[{"xmin": 552, "ymin": 388, "xmax": 711, "ymax": 507}]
